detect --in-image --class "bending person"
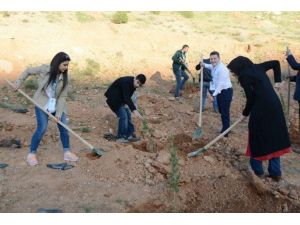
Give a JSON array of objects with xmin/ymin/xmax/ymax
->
[
  {"xmin": 228, "ymin": 56, "xmax": 291, "ymax": 181},
  {"xmin": 13, "ymin": 52, "xmax": 79, "ymax": 166}
]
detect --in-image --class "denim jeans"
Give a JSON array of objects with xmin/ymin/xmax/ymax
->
[
  {"xmin": 250, "ymin": 157, "xmax": 281, "ymax": 177},
  {"xmin": 202, "ymin": 81, "xmax": 218, "ymax": 112},
  {"xmin": 216, "ymin": 88, "xmax": 233, "ymax": 135},
  {"xmin": 174, "ymin": 69, "xmax": 189, "ymax": 97},
  {"xmin": 116, "ymin": 106, "xmax": 135, "ymax": 139},
  {"xmin": 30, "ymin": 106, "xmax": 70, "ymax": 153}
]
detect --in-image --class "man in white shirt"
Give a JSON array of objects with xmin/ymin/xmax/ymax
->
[{"xmin": 201, "ymin": 51, "xmax": 233, "ymax": 136}]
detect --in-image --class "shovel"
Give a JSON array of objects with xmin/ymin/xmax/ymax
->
[
  {"xmin": 5, "ymin": 79, "xmax": 105, "ymax": 157},
  {"xmin": 188, "ymin": 116, "xmax": 244, "ymax": 157},
  {"xmin": 193, "ymin": 58, "xmax": 204, "ymax": 140},
  {"xmin": 286, "ymin": 46, "xmax": 291, "ymax": 126}
]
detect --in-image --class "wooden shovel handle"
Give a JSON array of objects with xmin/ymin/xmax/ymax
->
[
  {"xmin": 199, "ymin": 56, "xmax": 204, "ymax": 127},
  {"xmin": 203, "ymin": 116, "xmax": 244, "ymax": 150},
  {"xmin": 5, "ymin": 79, "xmax": 95, "ymax": 150}
]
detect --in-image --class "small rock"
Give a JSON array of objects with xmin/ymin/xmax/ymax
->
[
  {"xmin": 178, "ymin": 159, "xmax": 185, "ymax": 166},
  {"xmin": 231, "ymin": 161, "xmax": 239, "ymax": 168},
  {"xmin": 288, "ymin": 189, "xmax": 298, "ymax": 200},
  {"xmin": 168, "ymin": 97, "xmax": 175, "ymax": 101},
  {"xmin": 163, "ymin": 102, "xmax": 171, "ymax": 108},
  {"xmin": 203, "ymin": 156, "xmax": 215, "ymax": 165},
  {"xmin": 185, "ymin": 111, "xmax": 193, "ymax": 115},
  {"xmin": 179, "ymin": 176, "xmax": 191, "ymax": 185},
  {"xmin": 144, "ymin": 159, "xmax": 152, "ymax": 167},
  {"xmin": 104, "ymin": 193, "xmax": 112, "ymax": 198},
  {"xmin": 145, "ymin": 178, "xmax": 154, "ymax": 186},
  {"xmin": 278, "ymin": 186, "xmax": 289, "ymax": 196},
  {"xmin": 156, "ymin": 152, "xmax": 170, "ymax": 165},
  {"xmin": 145, "ymin": 165, "xmax": 156, "ymax": 174},
  {"xmin": 157, "ymin": 173, "xmax": 165, "ymax": 180},
  {"xmin": 152, "ymin": 130, "xmax": 163, "ymax": 139},
  {"xmin": 150, "ymin": 161, "xmax": 171, "ymax": 175},
  {"xmin": 144, "ymin": 108, "xmax": 152, "ymax": 116}
]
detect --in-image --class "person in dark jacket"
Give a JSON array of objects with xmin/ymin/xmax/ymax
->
[
  {"xmin": 227, "ymin": 56, "xmax": 291, "ymax": 181},
  {"xmin": 104, "ymin": 74, "xmax": 146, "ymax": 143},
  {"xmin": 195, "ymin": 58, "xmax": 218, "ymax": 112},
  {"xmin": 257, "ymin": 60, "xmax": 282, "ymax": 83},
  {"xmin": 286, "ymin": 48, "xmax": 300, "ymax": 121},
  {"xmin": 172, "ymin": 44, "xmax": 190, "ymax": 99}
]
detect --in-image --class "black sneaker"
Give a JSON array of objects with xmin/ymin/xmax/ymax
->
[
  {"xmin": 116, "ymin": 138, "xmax": 129, "ymax": 143},
  {"xmin": 128, "ymin": 136, "xmax": 141, "ymax": 142},
  {"xmin": 103, "ymin": 133, "xmax": 117, "ymax": 141},
  {"xmin": 267, "ymin": 175, "xmax": 282, "ymax": 182}
]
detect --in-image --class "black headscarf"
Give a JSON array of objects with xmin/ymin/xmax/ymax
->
[{"xmin": 227, "ymin": 56, "xmax": 254, "ymax": 77}]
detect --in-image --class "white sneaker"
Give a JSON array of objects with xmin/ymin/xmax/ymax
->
[
  {"xmin": 26, "ymin": 153, "xmax": 38, "ymax": 166},
  {"xmin": 63, "ymin": 151, "xmax": 79, "ymax": 162}
]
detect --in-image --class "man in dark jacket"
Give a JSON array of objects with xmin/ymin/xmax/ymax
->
[
  {"xmin": 286, "ymin": 48, "xmax": 300, "ymax": 153},
  {"xmin": 195, "ymin": 58, "xmax": 218, "ymax": 112},
  {"xmin": 172, "ymin": 44, "xmax": 190, "ymax": 99},
  {"xmin": 286, "ymin": 48, "xmax": 300, "ymax": 117},
  {"xmin": 105, "ymin": 74, "xmax": 146, "ymax": 143}
]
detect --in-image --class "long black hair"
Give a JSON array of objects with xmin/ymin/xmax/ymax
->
[{"xmin": 44, "ymin": 52, "xmax": 71, "ymax": 97}]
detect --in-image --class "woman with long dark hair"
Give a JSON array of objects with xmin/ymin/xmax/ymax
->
[
  {"xmin": 227, "ymin": 56, "xmax": 291, "ymax": 181},
  {"xmin": 14, "ymin": 52, "xmax": 78, "ymax": 166}
]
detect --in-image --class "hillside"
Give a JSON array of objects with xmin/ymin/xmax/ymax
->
[{"xmin": 1, "ymin": 11, "xmax": 300, "ymax": 213}]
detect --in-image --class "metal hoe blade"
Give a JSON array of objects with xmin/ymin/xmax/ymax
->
[
  {"xmin": 92, "ymin": 148, "xmax": 106, "ymax": 157},
  {"xmin": 192, "ymin": 127, "xmax": 202, "ymax": 140},
  {"xmin": 187, "ymin": 148, "xmax": 206, "ymax": 158}
]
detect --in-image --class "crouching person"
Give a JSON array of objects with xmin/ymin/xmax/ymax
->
[{"xmin": 104, "ymin": 74, "xmax": 146, "ymax": 143}]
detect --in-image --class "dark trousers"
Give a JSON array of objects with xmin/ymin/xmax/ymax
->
[
  {"xmin": 116, "ymin": 106, "xmax": 135, "ymax": 139},
  {"xmin": 174, "ymin": 69, "xmax": 189, "ymax": 97},
  {"xmin": 216, "ymin": 88, "xmax": 233, "ymax": 136},
  {"xmin": 250, "ymin": 157, "xmax": 281, "ymax": 177}
]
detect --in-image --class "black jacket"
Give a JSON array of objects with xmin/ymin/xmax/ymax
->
[
  {"xmin": 228, "ymin": 56, "xmax": 290, "ymax": 158},
  {"xmin": 287, "ymin": 55, "xmax": 300, "ymax": 101},
  {"xmin": 256, "ymin": 60, "xmax": 282, "ymax": 83},
  {"xmin": 172, "ymin": 50, "xmax": 186, "ymax": 72},
  {"xmin": 104, "ymin": 76, "xmax": 136, "ymax": 113},
  {"xmin": 195, "ymin": 58, "xmax": 212, "ymax": 82}
]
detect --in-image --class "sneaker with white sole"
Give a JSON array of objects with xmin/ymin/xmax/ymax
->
[
  {"xmin": 63, "ymin": 151, "xmax": 79, "ymax": 162},
  {"xmin": 116, "ymin": 138, "xmax": 129, "ymax": 143},
  {"xmin": 27, "ymin": 153, "xmax": 38, "ymax": 166},
  {"xmin": 128, "ymin": 136, "xmax": 141, "ymax": 142}
]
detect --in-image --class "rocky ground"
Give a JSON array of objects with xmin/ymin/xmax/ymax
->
[{"xmin": 1, "ymin": 72, "xmax": 300, "ymax": 212}]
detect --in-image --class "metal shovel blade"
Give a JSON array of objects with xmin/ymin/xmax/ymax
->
[
  {"xmin": 92, "ymin": 148, "xmax": 106, "ymax": 157},
  {"xmin": 187, "ymin": 147, "xmax": 205, "ymax": 158},
  {"xmin": 0, "ymin": 163, "xmax": 8, "ymax": 169},
  {"xmin": 192, "ymin": 127, "xmax": 202, "ymax": 140}
]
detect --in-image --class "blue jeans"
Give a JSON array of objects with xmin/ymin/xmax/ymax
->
[
  {"xmin": 174, "ymin": 69, "xmax": 189, "ymax": 97},
  {"xmin": 216, "ymin": 88, "xmax": 233, "ymax": 135},
  {"xmin": 30, "ymin": 106, "xmax": 70, "ymax": 153},
  {"xmin": 202, "ymin": 82, "xmax": 218, "ymax": 112},
  {"xmin": 116, "ymin": 106, "xmax": 135, "ymax": 139},
  {"xmin": 250, "ymin": 157, "xmax": 281, "ymax": 177}
]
